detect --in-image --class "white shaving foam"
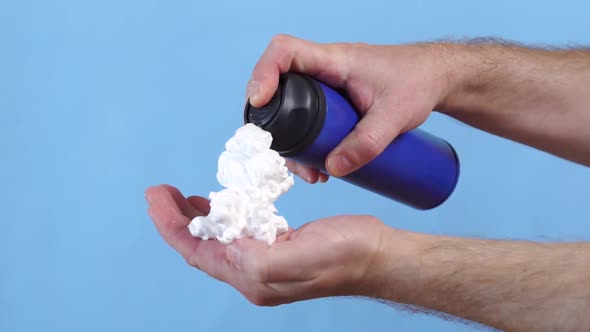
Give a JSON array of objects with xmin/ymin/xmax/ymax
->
[{"xmin": 187, "ymin": 123, "xmax": 294, "ymax": 245}]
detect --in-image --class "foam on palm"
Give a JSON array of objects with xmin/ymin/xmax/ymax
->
[{"xmin": 188, "ymin": 123, "xmax": 294, "ymax": 245}]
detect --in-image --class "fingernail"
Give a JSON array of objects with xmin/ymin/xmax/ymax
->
[
  {"xmin": 294, "ymin": 170, "xmax": 312, "ymax": 183},
  {"xmin": 300, "ymin": 174, "xmax": 313, "ymax": 183},
  {"xmin": 289, "ymin": 168, "xmax": 309, "ymax": 183},
  {"xmin": 247, "ymin": 80, "xmax": 260, "ymax": 106},
  {"xmin": 327, "ymin": 154, "xmax": 354, "ymax": 176},
  {"xmin": 227, "ymin": 244, "xmax": 242, "ymax": 270}
]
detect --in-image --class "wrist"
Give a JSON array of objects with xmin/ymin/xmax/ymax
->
[
  {"xmin": 429, "ymin": 42, "xmax": 506, "ymax": 115},
  {"xmin": 361, "ymin": 226, "xmax": 434, "ymax": 302}
]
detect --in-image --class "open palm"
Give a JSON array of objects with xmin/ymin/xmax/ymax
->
[{"xmin": 145, "ymin": 184, "xmax": 386, "ymax": 305}]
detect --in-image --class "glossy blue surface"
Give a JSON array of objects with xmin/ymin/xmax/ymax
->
[{"xmin": 294, "ymin": 81, "xmax": 459, "ymax": 209}]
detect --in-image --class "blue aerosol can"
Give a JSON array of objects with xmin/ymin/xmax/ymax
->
[{"xmin": 243, "ymin": 73, "xmax": 460, "ymax": 210}]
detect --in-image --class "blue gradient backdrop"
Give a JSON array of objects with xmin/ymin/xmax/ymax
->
[{"xmin": 1, "ymin": 1, "xmax": 589, "ymax": 331}]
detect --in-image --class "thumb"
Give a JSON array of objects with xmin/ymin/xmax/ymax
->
[
  {"xmin": 226, "ymin": 236, "xmax": 308, "ymax": 282},
  {"xmin": 247, "ymin": 34, "xmax": 350, "ymax": 107},
  {"xmin": 226, "ymin": 238, "xmax": 269, "ymax": 275},
  {"xmin": 326, "ymin": 105, "xmax": 403, "ymax": 177}
]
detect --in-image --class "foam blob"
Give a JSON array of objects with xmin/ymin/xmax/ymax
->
[{"xmin": 188, "ymin": 123, "xmax": 294, "ymax": 245}]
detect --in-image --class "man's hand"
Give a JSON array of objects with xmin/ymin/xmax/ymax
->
[
  {"xmin": 146, "ymin": 184, "xmax": 590, "ymax": 331},
  {"xmin": 247, "ymin": 34, "xmax": 454, "ymax": 181},
  {"xmin": 249, "ymin": 35, "xmax": 590, "ymax": 171},
  {"xmin": 145, "ymin": 184, "xmax": 389, "ymax": 305},
  {"xmin": 146, "ymin": 36, "xmax": 590, "ymax": 331}
]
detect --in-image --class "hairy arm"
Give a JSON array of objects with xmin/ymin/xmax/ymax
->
[
  {"xmin": 146, "ymin": 185, "xmax": 590, "ymax": 331},
  {"xmin": 438, "ymin": 40, "xmax": 590, "ymax": 166},
  {"xmin": 369, "ymin": 228, "xmax": 590, "ymax": 331}
]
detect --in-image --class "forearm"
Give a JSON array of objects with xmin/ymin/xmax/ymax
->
[
  {"xmin": 368, "ymin": 228, "xmax": 590, "ymax": 331},
  {"xmin": 436, "ymin": 41, "xmax": 590, "ymax": 166}
]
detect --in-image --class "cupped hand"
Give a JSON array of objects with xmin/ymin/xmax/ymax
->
[
  {"xmin": 247, "ymin": 34, "xmax": 453, "ymax": 182},
  {"xmin": 145, "ymin": 184, "xmax": 390, "ymax": 306}
]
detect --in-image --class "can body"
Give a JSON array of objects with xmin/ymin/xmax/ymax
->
[
  {"xmin": 244, "ymin": 73, "xmax": 460, "ymax": 210},
  {"xmin": 292, "ymin": 81, "xmax": 460, "ymax": 210}
]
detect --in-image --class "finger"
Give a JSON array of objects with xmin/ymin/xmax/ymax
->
[
  {"xmin": 189, "ymin": 239, "xmax": 234, "ymax": 282},
  {"xmin": 145, "ymin": 185, "xmax": 201, "ymax": 261},
  {"xmin": 160, "ymin": 184, "xmax": 201, "ymax": 218},
  {"xmin": 266, "ymin": 239, "xmax": 316, "ymax": 282},
  {"xmin": 192, "ymin": 228, "xmax": 295, "ymax": 288},
  {"xmin": 285, "ymin": 159, "xmax": 320, "ymax": 184},
  {"xmin": 187, "ymin": 195, "xmax": 211, "ymax": 216},
  {"xmin": 227, "ymin": 238, "xmax": 319, "ymax": 304},
  {"xmin": 226, "ymin": 238, "xmax": 270, "ymax": 279},
  {"xmin": 247, "ymin": 34, "xmax": 351, "ymax": 107},
  {"xmin": 326, "ymin": 104, "xmax": 403, "ymax": 177},
  {"xmin": 318, "ymin": 172, "xmax": 329, "ymax": 183},
  {"xmin": 275, "ymin": 228, "xmax": 295, "ymax": 243},
  {"xmin": 227, "ymin": 235, "xmax": 315, "ymax": 283}
]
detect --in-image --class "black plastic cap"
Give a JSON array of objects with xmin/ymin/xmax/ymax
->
[{"xmin": 244, "ymin": 73, "xmax": 326, "ymax": 157}]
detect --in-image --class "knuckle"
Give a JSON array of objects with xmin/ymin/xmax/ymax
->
[
  {"xmin": 247, "ymin": 292, "xmax": 277, "ymax": 307},
  {"xmin": 353, "ymin": 128, "xmax": 385, "ymax": 160},
  {"xmin": 361, "ymin": 214, "xmax": 385, "ymax": 227},
  {"xmin": 249, "ymin": 294, "xmax": 268, "ymax": 306},
  {"xmin": 186, "ymin": 255, "xmax": 200, "ymax": 269},
  {"xmin": 268, "ymin": 34, "xmax": 296, "ymax": 72},
  {"xmin": 324, "ymin": 43, "xmax": 355, "ymax": 82},
  {"xmin": 270, "ymin": 34, "xmax": 292, "ymax": 48}
]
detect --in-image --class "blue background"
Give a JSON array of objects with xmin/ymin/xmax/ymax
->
[{"xmin": 2, "ymin": 1, "xmax": 589, "ymax": 331}]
